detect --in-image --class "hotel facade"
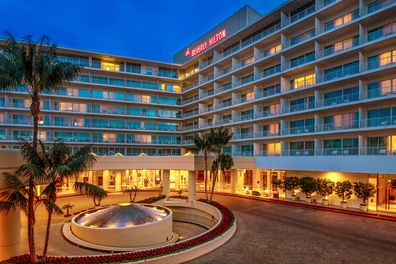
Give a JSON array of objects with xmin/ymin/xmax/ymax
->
[{"xmin": 1, "ymin": 0, "xmax": 396, "ymax": 213}]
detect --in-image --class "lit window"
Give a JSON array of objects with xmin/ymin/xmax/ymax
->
[
  {"xmin": 267, "ymin": 143, "xmax": 281, "ymax": 156},
  {"xmin": 38, "ymin": 131, "xmax": 46, "ymax": 140},
  {"xmin": 334, "ymin": 41, "xmax": 343, "ymax": 52},
  {"xmin": 293, "ymin": 73, "xmax": 316, "ymax": 89},
  {"xmin": 334, "ymin": 17, "xmax": 343, "ymax": 27},
  {"xmin": 101, "ymin": 61, "xmax": 120, "ymax": 71},
  {"xmin": 380, "ymin": 80, "xmax": 392, "ymax": 95},
  {"xmin": 141, "ymin": 95, "xmax": 150, "ymax": 103},
  {"xmin": 379, "ymin": 52, "xmax": 392, "ymax": 66},
  {"xmin": 270, "ymin": 104, "xmax": 280, "ymax": 114},
  {"xmin": 343, "ymin": 13, "xmax": 352, "ymax": 24},
  {"xmin": 246, "ymin": 91, "xmax": 254, "ymax": 101},
  {"xmin": 343, "ymin": 38, "xmax": 353, "ymax": 49}
]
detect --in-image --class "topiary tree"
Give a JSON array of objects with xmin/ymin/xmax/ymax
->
[
  {"xmin": 316, "ymin": 179, "xmax": 335, "ymax": 201},
  {"xmin": 335, "ymin": 181, "xmax": 353, "ymax": 205},
  {"xmin": 284, "ymin": 177, "xmax": 300, "ymax": 196},
  {"xmin": 353, "ymin": 182, "xmax": 376, "ymax": 206},
  {"xmin": 299, "ymin": 177, "xmax": 316, "ymax": 200}
]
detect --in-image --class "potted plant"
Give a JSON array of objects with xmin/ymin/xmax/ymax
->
[
  {"xmin": 353, "ymin": 182, "xmax": 376, "ymax": 211},
  {"xmin": 271, "ymin": 178, "xmax": 284, "ymax": 199},
  {"xmin": 299, "ymin": 177, "xmax": 316, "ymax": 203},
  {"xmin": 62, "ymin": 203, "xmax": 74, "ymax": 222},
  {"xmin": 335, "ymin": 181, "xmax": 353, "ymax": 208},
  {"xmin": 284, "ymin": 177, "xmax": 300, "ymax": 201},
  {"xmin": 315, "ymin": 179, "xmax": 335, "ymax": 206}
]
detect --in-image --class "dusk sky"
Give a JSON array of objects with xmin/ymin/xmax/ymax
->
[{"xmin": 0, "ymin": 0, "xmax": 285, "ymax": 62}]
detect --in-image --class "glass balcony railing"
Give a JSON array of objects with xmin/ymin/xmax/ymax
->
[
  {"xmin": 368, "ymin": 0, "xmax": 394, "ymax": 13},
  {"xmin": 290, "ymin": 4, "xmax": 316, "ymax": 24},
  {"xmin": 323, "ymin": 93, "xmax": 360, "ymax": 106}
]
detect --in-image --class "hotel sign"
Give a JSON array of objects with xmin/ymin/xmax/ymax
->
[{"xmin": 184, "ymin": 29, "xmax": 227, "ymax": 58}]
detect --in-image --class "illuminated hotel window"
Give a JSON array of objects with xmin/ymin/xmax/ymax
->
[
  {"xmin": 291, "ymin": 73, "xmax": 316, "ymax": 89},
  {"xmin": 325, "ymin": 10, "xmax": 358, "ymax": 31},
  {"xmin": 101, "ymin": 61, "xmax": 120, "ymax": 71},
  {"xmin": 268, "ymin": 44, "xmax": 282, "ymax": 55},
  {"xmin": 265, "ymin": 143, "xmax": 281, "ymax": 156},
  {"xmin": 0, "ymin": 113, "xmax": 4, "ymax": 123},
  {"xmin": 103, "ymin": 133, "xmax": 116, "ymax": 143}
]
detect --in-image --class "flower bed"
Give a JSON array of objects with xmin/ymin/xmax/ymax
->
[{"xmin": 2, "ymin": 200, "xmax": 235, "ymax": 264}]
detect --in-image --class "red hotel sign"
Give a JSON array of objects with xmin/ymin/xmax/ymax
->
[{"xmin": 185, "ymin": 29, "xmax": 227, "ymax": 57}]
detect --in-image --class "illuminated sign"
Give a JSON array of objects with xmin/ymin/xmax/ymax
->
[{"xmin": 185, "ymin": 29, "xmax": 227, "ymax": 58}]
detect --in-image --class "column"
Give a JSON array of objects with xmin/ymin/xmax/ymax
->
[
  {"xmin": 359, "ymin": 24, "xmax": 367, "ymax": 44},
  {"xmin": 314, "ymin": 139, "xmax": 323, "ymax": 156},
  {"xmin": 359, "ymin": 79, "xmax": 368, "ymax": 100},
  {"xmin": 281, "ymin": 55, "xmax": 288, "ymax": 71},
  {"xmin": 162, "ymin": 170, "xmax": 170, "ymax": 197},
  {"xmin": 280, "ymin": 77, "xmax": 289, "ymax": 93},
  {"xmin": 359, "ymin": 135, "xmax": 367, "ymax": 155},
  {"xmin": 314, "ymin": 90, "xmax": 322, "ymax": 108},
  {"xmin": 188, "ymin": 170, "xmax": 196, "ymax": 203},
  {"xmin": 253, "ymin": 169, "xmax": 261, "ymax": 191},
  {"xmin": 359, "ymin": 52, "xmax": 367, "ymax": 73},
  {"xmin": 314, "ymin": 17, "xmax": 324, "ymax": 36},
  {"xmin": 230, "ymin": 169, "xmax": 237, "ymax": 194},
  {"xmin": 359, "ymin": 107, "xmax": 367, "ymax": 128},
  {"xmin": 315, "ymin": 65, "xmax": 322, "ymax": 83},
  {"xmin": 115, "ymin": 171, "xmax": 122, "ymax": 192},
  {"xmin": 359, "ymin": 0, "xmax": 367, "ymax": 16},
  {"xmin": 315, "ymin": 41, "xmax": 323, "ymax": 59},
  {"xmin": 280, "ymin": 141, "xmax": 287, "ymax": 156},
  {"xmin": 281, "ymin": 33, "xmax": 288, "ymax": 49},
  {"xmin": 103, "ymin": 170, "xmax": 110, "ymax": 190},
  {"xmin": 280, "ymin": 120, "xmax": 288, "ymax": 136},
  {"xmin": 315, "ymin": 114, "xmax": 323, "ymax": 132},
  {"xmin": 280, "ymin": 11, "xmax": 289, "ymax": 27},
  {"xmin": 0, "ymin": 209, "xmax": 20, "ymax": 261}
]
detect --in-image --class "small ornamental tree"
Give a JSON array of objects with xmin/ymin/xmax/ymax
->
[
  {"xmin": 316, "ymin": 179, "xmax": 335, "ymax": 201},
  {"xmin": 61, "ymin": 203, "xmax": 74, "ymax": 217},
  {"xmin": 299, "ymin": 177, "xmax": 316, "ymax": 198},
  {"xmin": 284, "ymin": 177, "xmax": 300, "ymax": 196},
  {"xmin": 353, "ymin": 182, "xmax": 376, "ymax": 206},
  {"xmin": 124, "ymin": 186, "xmax": 140, "ymax": 203},
  {"xmin": 335, "ymin": 181, "xmax": 353, "ymax": 203},
  {"xmin": 271, "ymin": 178, "xmax": 284, "ymax": 191}
]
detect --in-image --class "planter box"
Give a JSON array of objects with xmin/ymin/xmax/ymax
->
[
  {"xmin": 322, "ymin": 200, "xmax": 329, "ymax": 206},
  {"xmin": 340, "ymin": 201, "xmax": 348, "ymax": 208},
  {"xmin": 305, "ymin": 197, "xmax": 312, "ymax": 203},
  {"xmin": 360, "ymin": 204, "xmax": 368, "ymax": 211}
]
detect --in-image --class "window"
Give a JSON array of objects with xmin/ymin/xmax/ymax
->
[
  {"xmin": 324, "ymin": 61, "xmax": 359, "ymax": 81},
  {"xmin": 368, "ymin": 22, "xmax": 396, "ymax": 41},
  {"xmin": 324, "ymin": 138, "xmax": 358, "ymax": 155},
  {"xmin": 289, "ymin": 141, "xmax": 314, "ymax": 156},
  {"xmin": 290, "ymin": 52, "xmax": 315, "ymax": 68},
  {"xmin": 289, "ymin": 96, "xmax": 315, "ymax": 112},
  {"xmin": 324, "ymin": 36, "xmax": 359, "ymax": 56},
  {"xmin": 368, "ymin": 78, "xmax": 396, "ymax": 98},
  {"xmin": 368, "ymin": 50, "xmax": 396, "ymax": 69},
  {"xmin": 101, "ymin": 61, "xmax": 120, "ymax": 71},
  {"xmin": 324, "ymin": 86, "xmax": 359, "ymax": 106},
  {"xmin": 290, "ymin": 119, "xmax": 314, "ymax": 134},
  {"xmin": 325, "ymin": 10, "xmax": 359, "ymax": 31},
  {"xmin": 264, "ymin": 143, "xmax": 281, "ymax": 156},
  {"xmin": 290, "ymin": 29, "xmax": 315, "ymax": 46},
  {"xmin": 291, "ymin": 74, "xmax": 316, "ymax": 89},
  {"xmin": 262, "ymin": 123, "xmax": 279, "ymax": 136},
  {"xmin": 324, "ymin": 112, "xmax": 359, "ymax": 130}
]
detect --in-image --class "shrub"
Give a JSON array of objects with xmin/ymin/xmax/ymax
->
[
  {"xmin": 315, "ymin": 179, "xmax": 335, "ymax": 200},
  {"xmin": 271, "ymin": 178, "xmax": 284, "ymax": 191},
  {"xmin": 137, "ymin": 195, "xmax": 166, "ymax": 204},
  {"xmin": 335, "ymin": 181, "xmax": 353, "ymax": 202},
  {"xmin": 284, "ymin": 177, "xmax": 300, "ymax": 195},
  {"xmin": 353, "ymin": 182, "xmax": 376, "ymax": 205},
  {"xmin": 299, "ymin": 177, "xmax": 316, "ymax": 198},
  {"xmin": 251, "ymin": 190, "xmax": 261, "ymax": 196}
]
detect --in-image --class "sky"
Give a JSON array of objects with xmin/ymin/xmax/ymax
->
[{"xmin": 0, "ymin": 0, "xmax": 285, "ymax": 63}]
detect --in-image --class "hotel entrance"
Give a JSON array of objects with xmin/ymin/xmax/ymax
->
[{"xmin": 377, "ymin": 174, "xmax": 396, "ymax": 213}]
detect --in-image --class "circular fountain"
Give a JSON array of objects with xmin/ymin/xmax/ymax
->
[{"xmin": 71, "ymin": 203, "xmax": 173, "ymax": 248}]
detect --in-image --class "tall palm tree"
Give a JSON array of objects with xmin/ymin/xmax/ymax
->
[
  {"xmin": 209, "ymin": 127, "xmax": 233, "ymax": 201},
  {"xmin": 39, "ymin": 141, "xmax": 96, "ymax": 259},
  {"xmin": 190, "ymin": 132, "xmax": 213, "ymax": 201},
  {"xmin": 0, "ymin": 33, "xmax": 80, "ymax": 263}
]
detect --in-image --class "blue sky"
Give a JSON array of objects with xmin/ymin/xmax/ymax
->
[{"xmin": 0, "ymin": 0, "xmax": 285, "ymax": 62}]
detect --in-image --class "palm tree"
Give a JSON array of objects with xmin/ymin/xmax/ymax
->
[
  {"xmin": 0, "ymin": 33, "xmax": 80, "ymax": 262},
  {"xmin": 61, "ymin": 203, "xmax": 74, "ymax": 216},
  {"xmin": 124, "ymin": 186, "xmax": 140, "ymax": 203},
  {"xmin": 39, "ymin": 141, "xmax": 96, "ymax": 259},
  {"xmin": 190, "ymin": 132, "xmax": 213, "ymax": 201},
  {"xmin": 209, "ymin": 127, "xmax": 233, "ymax": 201},
  {"xmin": 74, "ymin": 182, "xmax": 107, "ymax": 207}
]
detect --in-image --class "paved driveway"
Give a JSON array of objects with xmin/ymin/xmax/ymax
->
[{"xmin": 189, "ymin": 194, "xmax": 396, "ymax": 264}]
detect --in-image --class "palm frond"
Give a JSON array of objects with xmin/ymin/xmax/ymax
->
[{"xmin": 74, "ymin": 181, "xmax": 107, "ymax": 199}]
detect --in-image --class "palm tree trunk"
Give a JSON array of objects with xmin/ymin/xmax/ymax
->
[
  {"xmin": 28, "ymin": 94, "xmax": 40, "ymax": 263},
  {"xmin": 42, "ymin": 205, "xmax": 53, "ymax": 259},
  {"xmin": 204, "ymin": 153, "xmax": 208, "ymax": 201}
]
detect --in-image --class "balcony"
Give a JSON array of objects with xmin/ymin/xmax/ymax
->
[
  {"xmin": 368, "ymin": 0, "xmax": 394, "ymax": 14},
  {"xmin": 290, "ymin": 4, "xmax": 316, "ymax": 24}
]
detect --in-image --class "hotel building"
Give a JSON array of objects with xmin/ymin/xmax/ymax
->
[{"xmin": 1, "ymin": 0, "xmax": 396, "ymax": 213}]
